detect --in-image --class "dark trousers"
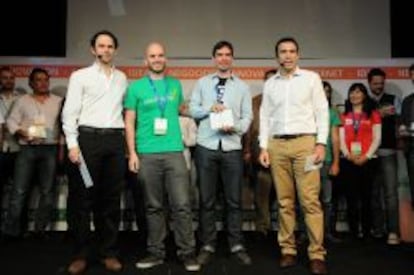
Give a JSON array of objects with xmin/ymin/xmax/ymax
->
[
  {"xmin": 2, "ymin": 146, "xmax": 57, "ymax": 236},
  {"xmin": 66, "ymin": 130, "xmax": 125, "ymax": 259},
  {"xmin": 140, "ymin": 152, "xmax": 195, "ymax": 258},
  {"xmin": 371, "ymin": 154, "xmax": 400, "ymax": 235},
  {"xmin": 123, "ymin": 167, "xmax": 147, "ymax": 238},
  {"xmin": 405, "ymin": 138, "xmax": 414, "ymax": 209},
  {"xmin": 195, "ymin": 145, "xmax": 244, "ymax": 251},
  {"xmin": 342, "ymin": 158, "xmax": 377, "ymax": 237},
  {"xmin": 0, "ymin": 152, "xmax": 17, "ymax": 227}
]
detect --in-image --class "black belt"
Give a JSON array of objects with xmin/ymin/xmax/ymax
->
[
  {"xmin": 273, "ymin": 133, "xmax": 315, "ymax": 140},
  {"xmin": 79, "ymin": 126, "xmax": 124, "ymax": 135}
]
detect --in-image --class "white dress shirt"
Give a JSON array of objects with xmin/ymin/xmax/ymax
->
[
  {"xmin": 0, "ymin": 91, "xmax": 21, "ymax": 152},
  {"xmin": 62, "ymin": 63, "xmax": 128, "ymax": 149},
  {"xmin": 259, "ymin": 67, "xmax": 329, "ymax": 149},
  {"xmin": 7, "ymin": 94, "xmax": 62, "ymax": 145}
]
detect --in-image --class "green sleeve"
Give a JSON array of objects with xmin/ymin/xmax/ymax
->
[
  {"xmin": 124, "ymin": 83, "xmax": 138, "ymax": 110},
  {"xmin": 330, "ymin": 108, "xmax": 341, "ymax": 127}
]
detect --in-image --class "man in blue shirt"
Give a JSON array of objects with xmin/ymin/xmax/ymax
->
[{"xmin": 189, "ymin": 40, "xmax": 253, "ymax": 266}]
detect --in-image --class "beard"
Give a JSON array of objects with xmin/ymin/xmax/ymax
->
[{"xmin": 148, "ymin": 63, "xmax": 166, "ymax": 74}]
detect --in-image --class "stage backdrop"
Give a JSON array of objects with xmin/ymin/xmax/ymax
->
[{"xmin": 1, "ymin": 57, "xmax": 414, "ymax": 242}]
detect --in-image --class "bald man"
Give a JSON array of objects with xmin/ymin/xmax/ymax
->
[{"xmin": 124, "ymin": 42, "xmax": 200, "ymax": 272}]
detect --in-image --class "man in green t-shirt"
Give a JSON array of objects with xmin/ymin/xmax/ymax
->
[{"xmin": 124, "ymin": 42, "xmax": 199, "ymax": 272}]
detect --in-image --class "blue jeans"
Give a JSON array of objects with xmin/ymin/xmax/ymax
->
[
  {"xmin": 195, "ymin": 145, "xmax": 244, "ymax": 251},
  {"xmin": 2, "ymin": 145, "xmax": 57, "ymax": 236},
  {"xmin": 140, "ymin": 152, "xmax": 195, "ymax": 258},
  {"xmin": 0, "ymin": 152, "xmax": 17, "ymax": 227},
  {"xmin": 371, "ymin": 154, "xmax": 400, "ymax": 235}
]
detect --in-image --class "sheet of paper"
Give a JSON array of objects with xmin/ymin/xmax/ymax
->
[
  {"xmin": 210, "ymin": 109, "xmax": 234, "ymax": 130},
  {"xmin": 79, "ymin": 151, "xmax": 94, "ymax": 188},
  {"xmin": 304, "ymin": 155, "xmax": 323, "ymax": 172}
]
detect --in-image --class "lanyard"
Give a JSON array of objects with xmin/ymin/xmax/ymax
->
[
  {"xmin": 148, "ymin": 76, "xmax": 169, "ymax": 117},
  {"xmin": 351, "ymin": 112, "xmax": 363, "ymax": 138}
]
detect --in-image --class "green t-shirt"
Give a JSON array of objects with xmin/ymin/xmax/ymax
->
[
  {"xmin": 325, "ymin": 108, "xmax": 341, "ymax": 163},
  {"xmin": 124, "ymin": 76, "xmax": 184, "ymax": 154}
]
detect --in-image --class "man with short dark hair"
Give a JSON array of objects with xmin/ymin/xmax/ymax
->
[
  {"xmin": 259, "ymin": 37, "xmax": 328, "ymax": 274},
  {"xmin": 368, "ymin": 68, "xmax": 401, "ymax": 245},
  {"xmin": 190, "ymin": 40, "xmax": 253, "ymax": 266},
  {"xmin": 2, "ymin": 67, "xmax": 62, "ymax": 240},
  {"xmin": 62, "ymin": 30, "xmax": 127, "ymax": 274}
]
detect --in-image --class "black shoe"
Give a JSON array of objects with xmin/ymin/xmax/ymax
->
[
  {"xmin": 232, "ymin": 250, "xmax": 252, "ymax": 265},
  {"xmin": 197, "ymin": 250, "xmax": 213, "ymax": 266}
]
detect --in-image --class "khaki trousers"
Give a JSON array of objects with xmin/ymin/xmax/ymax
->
[{"xmin": 268, "ymin": 135, "xmax": 326, "ymax": 260}]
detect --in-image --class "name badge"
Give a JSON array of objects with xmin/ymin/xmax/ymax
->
[
  {"xmin": 154, "ymin": 118, "xmax": 168, "ymax": 135},
  {"xmin": 350, "ymin": 141, "xmax": 362, "ymax": 156}
]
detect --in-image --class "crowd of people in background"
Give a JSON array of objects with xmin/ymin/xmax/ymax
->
[{"xmin": 1, "ymin": 31, "xmax": 414, "ymax": 275}]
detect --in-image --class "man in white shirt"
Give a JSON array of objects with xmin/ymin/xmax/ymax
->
[
  {"xmin": 259, "ymin": 37, "xmax": 328, "ymax": 275},
  {"xmin": 0, "ymin": 66, "xmax": 21, "ymax": 229},
  {"xmin": 62, "ymin": 30, "xmax": 128, "ymax": 274},
  {"xmin": 3, "ymin": 68, "xmax": 63, "ymax": 239}
]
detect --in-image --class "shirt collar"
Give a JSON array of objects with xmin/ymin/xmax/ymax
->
[
  {"xmin": 274, "ymin": 66, "xmax": 302, "ymax": 79},
  {"xmin": 92, "ymin": 62, "xmax": 115, "ymax": 74},
  {"xmin": 371, "ymin": 92, "xmax": 384, "ymax": 102},
  {"xmin": 212, "ymin": 72, "xmax": 235, "ymax": 81}
]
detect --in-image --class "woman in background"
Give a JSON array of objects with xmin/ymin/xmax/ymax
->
[{"xmin": 339, "ymin": 83, "xmax": 381, "ymax": 239}]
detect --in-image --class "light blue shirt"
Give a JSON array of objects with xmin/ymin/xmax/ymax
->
[{"xmin": 189, "ymin": 73, "xmax": 252, "ymax": 151}]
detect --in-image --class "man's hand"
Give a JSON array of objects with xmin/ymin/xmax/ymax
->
[
  {"xmin": 179, "ymin": 103, "xmax": 189, "ymax": 116},
  {"xmin": 243, "ymin": 150, "xmax": 251, "ymax": 162},
  {"xmin": 379, "ymin": 105, "xmax": 395, "ymax": 117},
  {"xmin": 128, "ymin": 153, "xmax": 140, "ymax": 173},
  {"xmin": 68, "ymin": 147, "xmax": 81, "ymax": 164},
  {"xmin": 313, "ymin": 144, "xmax": 326, "ymax": 164},
  {"xmin": 329, "ymin": 161, "xmax": 340, "ymax": 176},
  {"xmin": 16, "ymin": 129, "xmax": 30, "ymax": 141},
  {"xmin": 220, "ymin": 125, "xmax": 235, "ymax": 134},
  {"xmin": 259, "ymin": 149, "xmax": 270, "ymax": 168},
  {"xmin": 210, "ymin": 103, "xmax": 226, "ymax": 113}
]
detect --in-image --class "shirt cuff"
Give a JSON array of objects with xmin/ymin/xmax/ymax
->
[{"xmin": 66, "ymin": 137, "xmax": 79, "ymax": 150}]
